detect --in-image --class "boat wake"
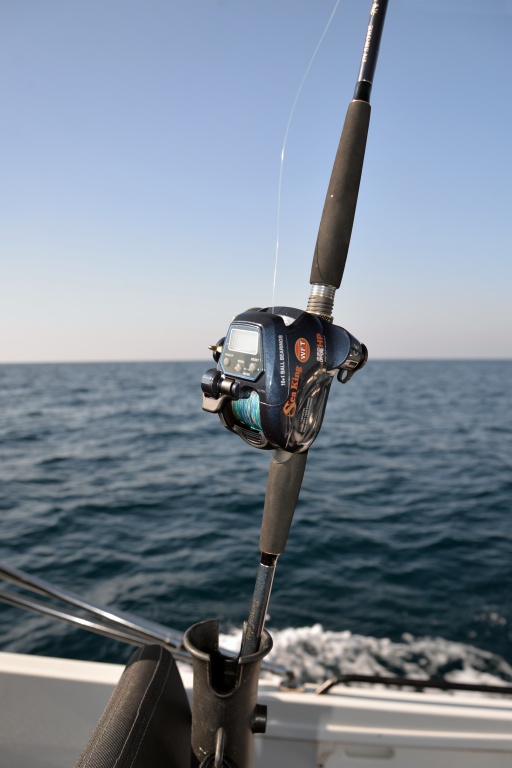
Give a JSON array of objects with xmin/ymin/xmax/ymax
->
[{"xmin": 220, "ymin": 624, "xmax": 512, "ymax": 688}]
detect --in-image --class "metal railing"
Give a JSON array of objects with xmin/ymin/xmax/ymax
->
[{"xmin": 0, "ymin": 563, "xmax": 292, "ymax": 681}]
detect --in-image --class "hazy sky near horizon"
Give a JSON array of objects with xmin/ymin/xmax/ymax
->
[{"xmin": 1, "ymin": 0, "xmax": 511, "ymax": 362}]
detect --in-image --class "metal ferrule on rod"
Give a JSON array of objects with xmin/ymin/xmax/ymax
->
[
  {"xmin": 306, "ymin": 283, "xmax": 336, "ymax": 321},
  {"xmin": 240, "ymin": 553, "xmax": 277, "ymax": 658}
]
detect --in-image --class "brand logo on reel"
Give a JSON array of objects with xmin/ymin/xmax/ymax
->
[
  {"xmin": 295, "ymin": 338, "xmax": 310, "ymax": 363},
  {"xmin": 282, "ymin": 365, "xmax": 303, "ymax": 417}
]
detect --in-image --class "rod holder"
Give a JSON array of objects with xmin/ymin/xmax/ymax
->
[{"xmin": 183, "ymin": 619, "xmax": 273, "ymax": 768}]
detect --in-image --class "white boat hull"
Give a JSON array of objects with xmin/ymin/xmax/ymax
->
[{"xmin": 1, "ymin": 651, "xmax": 512, "ymax": 767}]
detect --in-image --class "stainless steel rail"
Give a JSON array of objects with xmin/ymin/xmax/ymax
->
[
  {"xmin": 0, "ymin": 586, "xmax": 193, "ymax": 664},
  {"xmin": 0, "ymin": 563, "xmax": 182, "ymax": 647},
  {"xmin": 315, "ymin": 673, "xmax": 512, "ymax": 696},
  {"xmin": 0, "ymin": 563, "xmax": 292, "ymax": 680}
]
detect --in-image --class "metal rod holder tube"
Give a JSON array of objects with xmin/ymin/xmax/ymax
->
[{"xmin": 183, "ymin": 619, "xmax": 272, "ymax": 768}]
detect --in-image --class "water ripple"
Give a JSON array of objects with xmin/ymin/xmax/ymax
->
[{"xmin": 0, "ymin": 360, "xmax": 511, "ymax": 678}]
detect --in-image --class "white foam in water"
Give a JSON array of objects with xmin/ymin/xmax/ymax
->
[{"xmin": 219, "ymin": 625, "xmax": 512, "ymax": 690}]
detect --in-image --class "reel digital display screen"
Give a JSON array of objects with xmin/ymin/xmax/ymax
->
[{"xmin": 228, "ymin": 328, "xmax": 259, "ymax": 355}]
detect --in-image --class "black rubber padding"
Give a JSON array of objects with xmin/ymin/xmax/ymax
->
[
  {"xmin": 75, "ymin": 644, "xmax": 191, "ymax": 768},
  {"xmin": 259, "ymin": 450, "xmax": 308, "ymax": 556},
  {"xmin": 310, "ymin": 99, "xmax": 371, "ymax": 289}
]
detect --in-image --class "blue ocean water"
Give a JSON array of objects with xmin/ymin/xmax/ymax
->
[{"xmin": 1, "ymin": 361, "xmax": 511, "ymax": 684}]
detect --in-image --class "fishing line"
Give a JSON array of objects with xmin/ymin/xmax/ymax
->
[
  {"xmin": 271, "ymin": 0, "xmax": 343, "ymax": 312},
  {"xmin": 232, "ymin": 391, "xmax": 262, "ymax": 431}
]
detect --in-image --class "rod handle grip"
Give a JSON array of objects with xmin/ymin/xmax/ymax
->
[
  {"xmin": 259, "ymin": 450, "xmax": 308, "ymax": 556},
  {"xmin": 310, "ymin": 98, "xmax": 371, "ymax": 289}
]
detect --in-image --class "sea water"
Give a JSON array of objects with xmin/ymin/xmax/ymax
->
[{"xmin": 1, "ymin": 360, "xmax": 511, "ymax": 685}]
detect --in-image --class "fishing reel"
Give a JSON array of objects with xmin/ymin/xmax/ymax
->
[{"xmin": 202, "ymin": 306, "xmax": 367, "ymax": 453}]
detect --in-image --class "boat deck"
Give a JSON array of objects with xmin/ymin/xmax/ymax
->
[{"xmin": 1, "ymin": 652, "xmax": 512, "ymax": 767}]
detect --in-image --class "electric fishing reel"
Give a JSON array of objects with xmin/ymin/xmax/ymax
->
[{"xmin": 201, "ymin": 306, "xmax": 367, "ymax": 453}]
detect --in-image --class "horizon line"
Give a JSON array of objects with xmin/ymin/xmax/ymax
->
[{"xmin": 1, "ymin": 357, "xmax": 511, "ymax": 366}]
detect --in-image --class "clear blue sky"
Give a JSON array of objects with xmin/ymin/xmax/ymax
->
[{"xmin": 1, "ymin": 0, "xmax": 510, "ymax": 362}]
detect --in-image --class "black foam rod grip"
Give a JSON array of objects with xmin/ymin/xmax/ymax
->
[
  {"xmin": 310, "ymin": 99, "xmax": 371, "ymax": 289},
  {"xmin": 259, "ymin": 449, "xmax": 308, "ymax": 556}
]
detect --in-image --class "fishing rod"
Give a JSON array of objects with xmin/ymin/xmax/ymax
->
[
  {"xmin": 195, "ymin": 1, "xmax": 390, "ymax": 764},
  {"xmin": 202, "ymin": 0, "xmax": 387, "ymax": 652}
]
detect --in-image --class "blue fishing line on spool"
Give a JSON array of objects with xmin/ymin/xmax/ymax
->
[{"xmin": 232, "ymin": 391, "xmax": 262, "ymax": 431}]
